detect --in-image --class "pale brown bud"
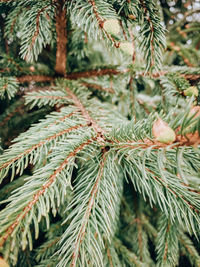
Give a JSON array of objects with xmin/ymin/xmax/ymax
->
[
  {"xmin": 152, "ymin": 118, "xmax": 176, "ymax": 144},
  {"xmin": 29, "ymin": 66, "xmax": 35, "ymax": 72},
  {"xmin": 103, "ymin": 19, "xmax": 120, "ymax": 35},
  {"xmin": 0, "ymin": 257, "xmax": 9, "ymax": 267}
]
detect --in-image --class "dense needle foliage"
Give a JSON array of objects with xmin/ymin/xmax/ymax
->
[{"xmin": 0, "ymin": 0, "xmax": 200, "ymax": 266}]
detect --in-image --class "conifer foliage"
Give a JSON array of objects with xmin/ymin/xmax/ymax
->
[{"xmin": 0, "ymin": 0, "xmax": 200, "ymax": 266}]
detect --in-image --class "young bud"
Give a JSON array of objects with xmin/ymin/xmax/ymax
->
[
  {"xmin": 184, "ymin": 86, "xmax": 199, "ymax": 97},
  {"xmin": 128, "ymin": 14, "xmax": 136, "ymax": 20},
  {"xmin": 0, "ymin": 257, "xmax": 9, "ymax": 267},
  {"xmin": 29, "ymin": 66, "xmax": 35, "ymax": 72},
  {"xmin": 152, "ymin": 118, "xmax": 176, "ymax": 144},
  {"xmin": 119, "ymin": 42, "xmax": 134, "ymax": 56},
  {"xmin": 103, "ymin": 19, "xmax": 120, "ymax": 35}
]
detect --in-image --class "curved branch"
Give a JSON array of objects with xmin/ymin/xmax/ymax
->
[{"xmin": 0, "ymin": 138, "xmax": 94, "ymax": 247}]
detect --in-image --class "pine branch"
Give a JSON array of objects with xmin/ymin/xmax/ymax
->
[
  {"xmin": 57, "ymin": 152, "xmax": 123, "ymax": 267},
  {"xmin": 114, "ymin": 238, "xmax": 144, "ymax": 267},
  {"xmin": 168, "ymin": 43, "xmax": 195, "ymax": 67},
  {"xmin": 71, "ymin": 152, "xmax": 107, "ymax": 267},
  {"xmin": 25, "ymin": 90, "xmax": 71, "ymax": 108},
  {"xmin": 0, "ymin": 122, "xmax": 85, "ymax": 178},
  {"xmin": 156, "ymin": 214, "xmax": 179, "ymax": 266},
  {"xmin": 9, "ymin": 9, "xmax": 21, "ymax": 34},
  {"xmin": 0, "ymin": 77, "xmax": 19, "ymax": 99},
  {"xmin": 88, "ymin": 0, "xmax": 104, "ymax": 27},
  {"xmin": 70, "ymin": 0, "xmax": 120, "ymax": 50},
  {"xmin": 24, "ymin": 79, "xmax": 125, "ymax": 141},
  {"xmin": 140, "ymin": 0, "xmax": 155, "ymax": 67},
  {"xmin": 109, "ymin": 117, "xmax": 200, "ymax": 235},
  {"xmin": 0, "ymin": 135, "xmax": 95, "ymax": 248},
  {"xmin": 19, "ymin": 2, "xmax": 54, "ymax": 62},
  {"xmin": 121, "ymin": 195, "xmax": 153, "ymax": 265},
  {"xmin": 0, "ymin": 107, "xmax": 87, "ymax": 181},
  {"xmin": 179, "ymin": 233, "xmax": 200, "ymax": 266},
  {"xmin": 142, "ymin": 215, "xmax": 158, "ymax": 239},
  {"xmin": 104, "ymin": 241, "xmax": 122, "ymax": 267},
  {"xmin": 122, "ymin": 153, "xmax": 200, "ymax": 235},
  {"xmin": 48, "ymin": 110, "xmax": 77, "ymax": 127},
  {"xmin": 139, "ymin": 0, "xmax": 166, "ymax": 71},
  {"xmin": 35, "ymin": 216, "xmax": 65, "ymax": 264},
  {"xmin": 107, "ymin": 249, "xmax": 114, "ymax": 267},
  {"xmin": 129, "ymin": 26, "xmax": 136, "ymax": 64}
]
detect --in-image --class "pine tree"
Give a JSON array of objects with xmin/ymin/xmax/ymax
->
[{"xmin": 0, "ymin": 0, "xmax": 200, "ymax": 266}]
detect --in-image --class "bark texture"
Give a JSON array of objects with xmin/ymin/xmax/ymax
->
[{"xmin": 55, "ymin": 0, "xmax": 67, "ymax": 75}]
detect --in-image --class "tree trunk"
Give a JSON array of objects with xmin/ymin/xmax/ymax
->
[{"xmin": 55, "ymin": 0, "xmax": 67, "ymax": 75}]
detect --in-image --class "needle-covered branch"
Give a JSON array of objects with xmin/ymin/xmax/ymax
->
[
  {"xmin": 57, "ymin": 152, "xmax": 123, "ymax": 267},
  {"xmin": 0, "ymin": 106, "xmax": 88, "ymax": 182},
  {"xmin": 0, "ymin": 134, "xmax": 95, "ymax": 248}
]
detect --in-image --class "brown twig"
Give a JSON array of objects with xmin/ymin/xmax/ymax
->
[
  {"xmin": 179, "ymin": 235, "xmax": 196, "ymax": 257},
  {"xmin": 32, "ymin": 95, "xmax": 69, "ymax": 101},
  {"xmin": 88, "ymin": 0, "xmax": 104, "ymax": 27},
  {"xmin": 120, "ymin": 20, "xmax": 128, "ymax": 40},
  {"xmin": 163, "ymin": 223, "xmax": 170, "ymax": 261},
  {"xmin": 137, "ymin": 99, "xmax": 151, "ymax": 114},
  {"xmin": 65, "ymin": 87, "xmax": 105, "ymax": 138},
  {"xmin": 135, "ymin": 217, "xmax": 143, "ymax": 261},
  {"xmin": 17, "ymin": 75, "xmax": 54, "ymax": 83},
  {"xmin": 107, "ymin": 248, "xmax": 114, "ymax": 267},
  {"xmin": 67, "ymin": 68, "xmax": 127, "ymax": 79},
  {"xmin": 82, "ymin": 82, "xmax": 114, "ymax": 94},
  {"xmin": 128, "ymin": 76, "xmax": 135, "ymax": 116},
  {"xmin": 114, "ymin": 131, "xmax": 200, "ymax": 150},
  {"xmin": 14, "ymin": 70, "xmax": 200, "ymax": 84},
  {"xmin": 40, "ymin": 237, "xmax": 60, "ymax": 253},
  {"xmin": 16, "ymin": 69, "xmax": 127, "ymax": 83}
]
